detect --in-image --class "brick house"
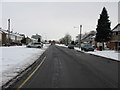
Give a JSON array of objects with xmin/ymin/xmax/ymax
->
[
  {"xmin": 0, "ymin": 28, "xmax": 9, "ymax": 46},
  {"xmin": 0, "ymin": 30, "xmax": 2, "ymax": 46},
  {"xmin": 9, "ymin": 33, "xmax": 24, "ymax": 45},
  {"xmin": 31, "ymin": 34, "xmax": 41, "ymax": 41},
  {"xmin": 25, "ymin": 37, "xmax": 37, "ymax": 44},
  {"xmin": 108, "ymin": 24, "xmax": 120, "ymax": 50},
  {"xmin": 0, "ymin": 28, "xmax": 25, "ymax": 46},
  {"xmin": 81, "ymin": 31, "xmax": 96, "ymax": 46}
]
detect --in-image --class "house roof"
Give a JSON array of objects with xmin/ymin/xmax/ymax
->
[
  {"xmin": 30, "ymin": 38, "xmax": 37, "ymax": 40},
  {"xmin": 0, "ymin": 30, "xmax": 2, "ymax": 33},
  {"xmin": 31, "ymin": 34, "xmax": 41, "ymax": 39},
  {"xmin": 0, "ymin": 29, "xmax": 9, "ymax": 34},
  {"xmin": 0, "ymin": 28, "xmax": 24, "ymax": 38},
  {"xmin": 112, "ymin": 23, "xmax": 120, "ymax": 32},
  {"xmin": 10, "ymin": 33, "xmax": 24, "ymax": 38}
]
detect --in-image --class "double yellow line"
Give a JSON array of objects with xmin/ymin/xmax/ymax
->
[{"xmin": 17, "ymin": 56, "xmax": 46, "ymax": 90}]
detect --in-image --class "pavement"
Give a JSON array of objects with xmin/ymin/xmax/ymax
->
[{"xmin": 10, "ymin": 45, "xmax": 118, "ymax": 88}]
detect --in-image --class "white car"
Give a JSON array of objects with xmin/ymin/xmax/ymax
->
[{"xmin": 26, "ymin": 42, "xmax": 43, "ymax": 48}]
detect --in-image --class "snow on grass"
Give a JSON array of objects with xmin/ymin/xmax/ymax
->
[
  {"xmin": 56, "ymin": 44, "xmax": 68, "ymax": 48},
  {"xmin": 86, "ymin": 50, "xmax": 119, "ymax": 61},
  {"xmin": 74, "ymin": 47, "xmax": 119, "ymax": 61},
  {"xmin": 0, "ymin": 44, "xmax": 50, "ymax": 87},
  {"xmin": 56, "ymin": 44, "xmax": 119, "ymax": 61}
]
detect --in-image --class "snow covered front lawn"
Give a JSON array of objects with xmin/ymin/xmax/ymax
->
[
  {"xmin": 56, "ymin": 44, "xmax": 68, "ymax": 48},
  {"xmin": 56, "ymin": 44, "xmax": 119, "ymax": 61},
  {"xmin": 0, "ymin": 44, "xmax": 49, "ymax": 87},
  {"xmin": 75, "ymin": 48, "xmax": 119, "ymax": 61},
  {"xmin": 86, "ymin": 50, "xmax": 119, "ymax": 61}
]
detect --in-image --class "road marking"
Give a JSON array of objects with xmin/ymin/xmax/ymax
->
[{"xmin": 17, "ymin": 56, "xmax": 46, "ymax": 90}]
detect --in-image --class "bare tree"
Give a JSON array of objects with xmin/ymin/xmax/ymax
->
[
  {"xmin": 59, "ymin": 34, "xmax": 72, "ymax": 45},
  {"xmin": 64, "ymin": 34, "xmax": 72, "ymax": 45}
]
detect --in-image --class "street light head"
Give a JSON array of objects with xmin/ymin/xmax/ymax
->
[{"xmin": 73, "ymin": 26, "xmax": 79, "ymax": 28}]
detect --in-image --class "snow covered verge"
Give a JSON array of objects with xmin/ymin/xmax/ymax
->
[
  {"xmin": 75, "ymin": 47, "xmax": 120, "ymax": 61},
  {"xmin": 56, "ymin": 44, "xmax": 120, "ymax": 61},
  {"xmin": 0, "ymin": 44, "xmax": 50, "ymax": 87},
  {"xmin": 56, "ymin": 44, "xmax": 68, "ymax": 48}
]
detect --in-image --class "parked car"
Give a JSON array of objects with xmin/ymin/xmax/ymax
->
[
  {"xmin": 81, "ymin": 44, "xmax": 94, "ymax": 51},
  {"xmin": 68, "ymin": 44, "xmax": 74, "ymax": 49},
  {"xmin": 26, "ymin": 42, "xmax": 43, "ymax": 48}
]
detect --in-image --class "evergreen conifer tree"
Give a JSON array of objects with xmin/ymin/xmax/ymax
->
[{"xmin": 95, "ymin": 7, "xmax": 112, "ymax": 49}]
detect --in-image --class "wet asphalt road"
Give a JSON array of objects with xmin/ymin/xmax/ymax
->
[{"xmin": 14, "ymin": 45, "xmax": 118, "ymax": 88}]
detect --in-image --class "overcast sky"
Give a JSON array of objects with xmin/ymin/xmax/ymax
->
[{"xmin": 1, "ymin": 1, "xmax": 118, "ymax": 40}]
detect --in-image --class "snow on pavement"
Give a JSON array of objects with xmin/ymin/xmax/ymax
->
[
  {"xmin": 0, "ymin": 44, "xmax": 50, "ymax": 87},
  {"xmin": 56, "ymin": 44, "xmax": 120, "ymax": 61},
  {"xmin": 74, "ymin": 47, "xmax": 119, "ymax": 61},
  {"xmin": 86, "ymin": 50, "xmax": 119, "ymax": 61},
  {"xmin": 56, "ymin": 44, "xmax": 68, "ymax": 48}
]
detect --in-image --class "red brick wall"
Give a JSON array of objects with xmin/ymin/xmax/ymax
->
[{"xmin": 107, "ymin": 42, "xmax": 117, "ymax": 50}]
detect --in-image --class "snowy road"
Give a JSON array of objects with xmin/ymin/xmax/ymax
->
[
  {"xmin": 0, "ymin": 44, "xmax": 49, "ymax": 87},
  {"xmin": 13, "ymin": 45, "xmax": 118, "ymax": 88}
]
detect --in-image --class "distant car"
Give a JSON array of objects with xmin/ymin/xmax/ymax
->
[
  {"xmin": 81, "ymin": 44, "xmax": 94, "ymax": 51},
  {"xmin": 26, "ymin": 42, "xmax": 43, "ymax": 48},
  {"xmin": 68, "ymin": 44, "xmax": 74, "ymax": 49}
]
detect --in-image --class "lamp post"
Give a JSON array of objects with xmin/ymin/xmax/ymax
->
[
  {"xmin": 8, "ymin": 19, "xmax": 10, "ymax": 46},
  {"xmin": 74, "ymin": 25, "xmax": 82, "ymax": 49},
  {"xmin": 79, "ymin": 25, "xmax": 82, "ymax": 49},
  {"xmin": 8, "ymin": 19, "xmax": 10, "ymax": 31}
]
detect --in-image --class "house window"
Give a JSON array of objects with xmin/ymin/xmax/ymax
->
[
  {"xmin": 116, "ymin": 32, "xmax": 118, "ymax": 35},
  {"xmin": 118, "ymin": 32, "xmax": 120, "ymax": 35},
  {"xmin": 113, "ymin": 32, "xmax": 116, "ymax": 35}
]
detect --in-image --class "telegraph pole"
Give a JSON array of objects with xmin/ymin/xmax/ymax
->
[
  {"xmin": 74, "ymin": 25, "xmax": 82, "ymax": 49},
  {"xmin": 8, "ymin": 19, "xmax": 10, "ymax": 46},
  {"xmin": 79, "ymin": 25, "xmax": 82, "ymax": 49},
  {"xmin": 8, "ymin": 19, "xmax": 10, "ymax": 31}
]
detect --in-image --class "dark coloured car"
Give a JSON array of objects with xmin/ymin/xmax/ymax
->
[
  {"xmin": 68, "ymin": 44, "xmax": 74, "ymax": 49},
  {"xmin": 81, "ymin": 44, "xmax": 94, "ymax": 51}
]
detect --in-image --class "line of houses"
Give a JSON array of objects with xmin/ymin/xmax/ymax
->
[
  {"xmin": 76, "ymin": 23, "xmax": 120, "ymax": 51},
  {"xmin": 0, "ymin": 28, "xmax": 24, "ymax": 46},
  {"xmin": 108, "ymin": 24, "xmax": 120, "ymax": 50},
  {"xmin": 0, "ymin": 28, "xmax": 40, "ymax": 46}
]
